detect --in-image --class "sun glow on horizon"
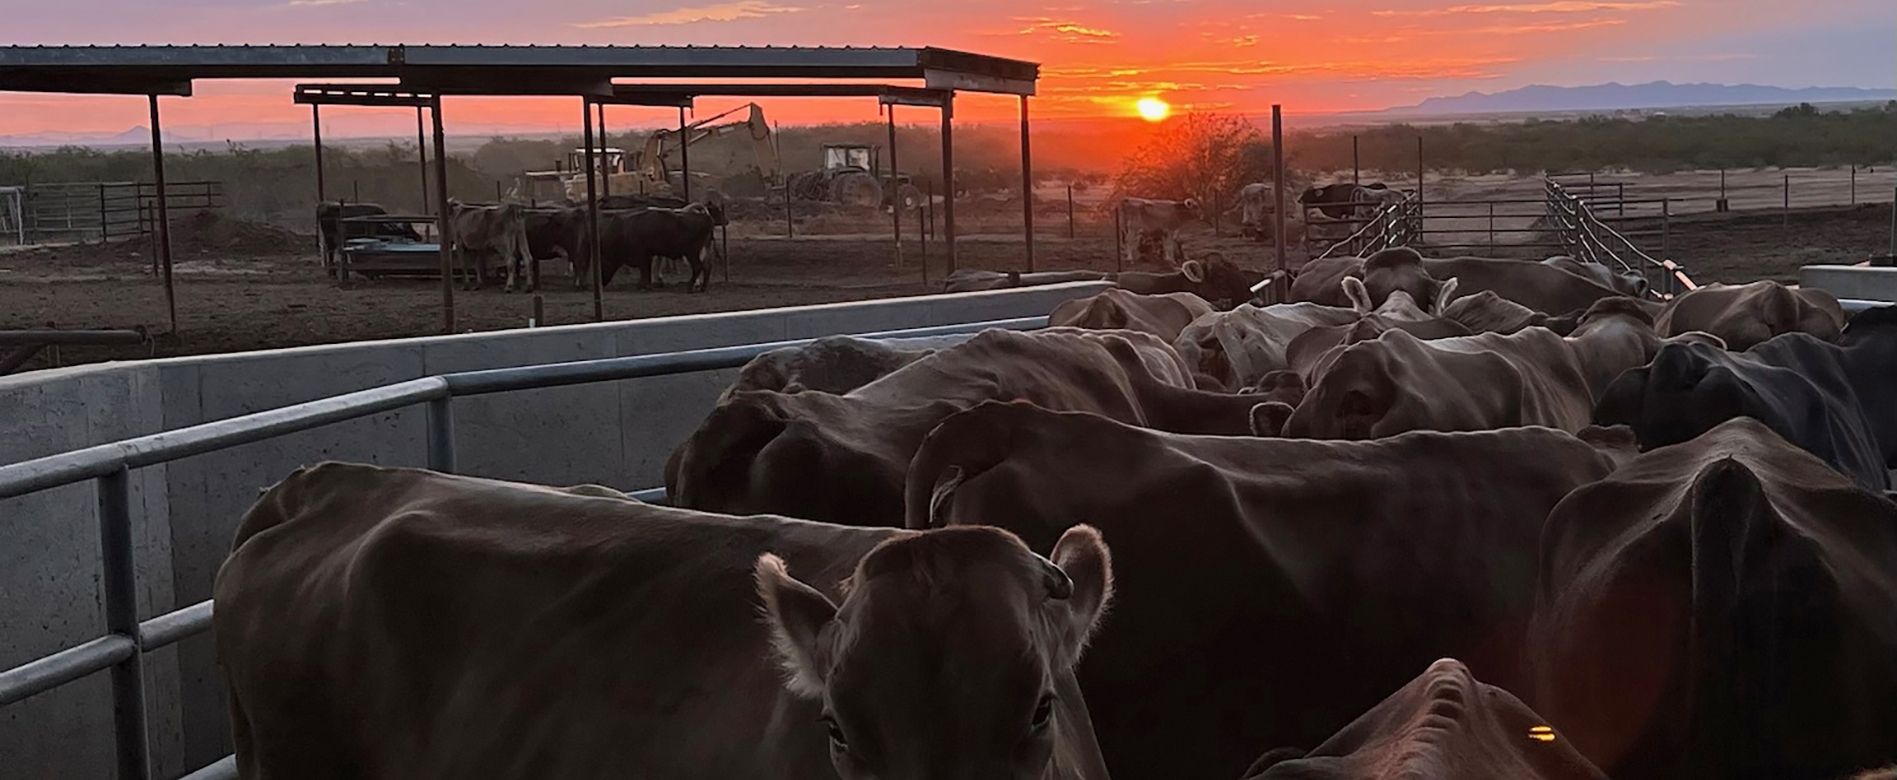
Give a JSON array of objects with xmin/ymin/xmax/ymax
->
[{"xmin": 1135, "ymin": 97, "xmax": 1171, "ymax": 122}]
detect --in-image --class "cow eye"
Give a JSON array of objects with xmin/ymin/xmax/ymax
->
[
  {"xmin": 821, "ymin": 714, "xmax": 848, "ymax": 751},
  {"xmin": 1030, "ymin": 693, "xmax": 1056, "ymax": 731}
]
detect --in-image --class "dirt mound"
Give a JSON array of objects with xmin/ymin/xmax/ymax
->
[{"xmin": 132, "ymin": 210, "xmax": 310, "ymax": 257}]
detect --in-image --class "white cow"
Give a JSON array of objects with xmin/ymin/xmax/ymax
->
[
  {"xmin": 1231, "ymin": 183, "xmax": 1276, "ymax": 241},
  {"xmin": 1119, "ymin": 197, "xmax": 1201, "ymax": 267}
]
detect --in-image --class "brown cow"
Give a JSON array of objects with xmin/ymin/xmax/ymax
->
[
  {"xmin": 1530, "ymin": 418, "xmax": 1897, "ymax": 780},
  {"xmin": 1118, "ymin": 197, "xmax": 1202, "ymax": 266},
  {"xmin": 1281, "ymin": 299, "xmax": 1669, "ymax": 439},
  {"xmin": 1049, "ymin": 289, "xmax": 1215, "ymax": 344},
  {"xmin": 216, "ymin": 462, "xmax": 1113, "ymax": 780},
  {"xmin": 1172, "ymin": 301, "xmax": 1361, "ymax": 389},
  {"xmin": 1283, "ymin": 284, "xmax": 1473, "ymax": 378},
  {"xmin": 1653, "ymin": 280, "xmax": 1845, "ymax": 350},
  {"xmin": 1289, "ymin": 254, "xmax": 1369, "ymax": 308},
  {"xmin": 1362, "ymin": 247, "xmax": 1456, "ymax": 314},
  {"xmin": 1114, "ymin": 255, "xmax": 1269, "ymax": 309},
  {"xmin": 450, "ymin": 200, "xmax": 534, "ymax": 292},
  {"xmin": 668, "ymin": 327, "xmax": 1261, "ymax": 526},
  {"xmin": 1442, "ymin": 290, "xmax": 1556, "ymax": 335},
  {"xmin": 1423, "ymin": 256, "xmax": 1632, "ymax": 316},
  {"xmin": 716, "ymin": 334, "xmax": 969, "ymax": 403},
  {"xmin": 1241, "ymin": 658, "xmax": 1606, "ymax": 780},
  {"xmin": 905, "ymin": 402, "xmax": 1621, "ymax": 779}
]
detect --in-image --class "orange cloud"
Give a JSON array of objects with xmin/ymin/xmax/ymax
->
[{"xmin": 1005, "ymin": 17, "xmax": 1121, "ymax": 44}]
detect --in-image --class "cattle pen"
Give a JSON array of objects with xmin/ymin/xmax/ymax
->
[
  {"xmin": 0, "ymin": 44, "xmax": 1044, "ymax": 336},
  {"xmin": 0, "ymin": 311, "xmax": 1056, "ymax": 780}
]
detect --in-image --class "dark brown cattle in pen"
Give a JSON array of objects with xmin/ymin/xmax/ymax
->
[
  {"xmin": 216, "ymin": 462, "xmax": 1113, "ymax": 780},
  {"xmin": 1048, "ymin": 289, "xmax": 1215, "ymax": 344},
  {"xmin": 1653, "ymin": 280, "xmax": 1845, "ymax": 350}
]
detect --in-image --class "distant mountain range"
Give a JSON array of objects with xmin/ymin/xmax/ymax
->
[{"xmin": 1382, "ymin": 81, "xmax": 1897, "ymax": 115}]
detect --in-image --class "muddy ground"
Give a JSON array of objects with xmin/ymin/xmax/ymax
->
[{"xmin": 2, "ymin": 196, "xmax": 1889, "ymax": 373}]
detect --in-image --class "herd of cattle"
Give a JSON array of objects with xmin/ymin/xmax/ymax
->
[
  {"xmin": 213, "ymin": 245, "xmax": 1897, "ymax": 780},
  {"xmin": 315, "ymin": 193, "xmax": 727, "ymax": 294}
]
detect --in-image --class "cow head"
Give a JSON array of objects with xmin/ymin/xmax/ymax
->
[
  {"xmin": 1593, "ymin": 342, "xmax": 1762, "ymax": 452},
  {"xmin": 1361, "ymin": 247, "xmax": 1456, "ymax": 313},
  {"xmin": 1182, "ymin": 254, "xmax": 1269, "ymax": 308},
  {"xmin": 758, "ymin": 525, "xmax": 1113, "ymax": 780}
]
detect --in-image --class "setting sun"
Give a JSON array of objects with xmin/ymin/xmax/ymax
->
[{"xmin": 1136, "ymin": 97, "xmax": 1171, "ymax": 122}]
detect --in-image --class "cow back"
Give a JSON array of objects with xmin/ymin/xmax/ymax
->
[
  {"xmin": 1531, "ymin": 419, "xmax": 1897, "ymax": 780},
  {"xmin": 908, "ymin": 402, "xmax": 1620, "ymax": 779},
  {"xmin": 1423, "ymin": 257, "xmax": 1627, "ymax": 316},
  {"xmin": 1049, "ymin": 289, "xmax": 1215, "ymax": 343},
  {"xmin": 1654, "ymin": 281, "xmax": 1845, "ymax": 350},
  {"xmin": 668, "ymin": 328, "xmax": 1218, "ymax": 526},
  {"xmin": 216, "ymin": 462, "xmax": 900, "ymax": 780}
]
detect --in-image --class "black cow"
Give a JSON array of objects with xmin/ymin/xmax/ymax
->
[
  {"xmin": 594, "ymin": 193, "xmax": 686, "ymax": 211},
  {"xmin": 314, "ymin": 202, "xmax": 421, "ymax": 268},
  {"xmin": 1298, "ymin": 182, "xmax": 1390, "ymax": 220},
  {"xmin": 580, "ymin": 202, "xmax": 723, "ymax": 292},
  {"xmin": 1594, "ymin": 305, "xmax": 1897, "ymax": 491}
]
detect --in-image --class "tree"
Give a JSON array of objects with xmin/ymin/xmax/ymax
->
[{"xmin": 1113, "ymin": 112, "xmax": 1273, "ymax": 214}]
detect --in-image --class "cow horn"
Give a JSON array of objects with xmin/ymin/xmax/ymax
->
[{"xmin": 1034, "ymin": 553, "xmax": 1074, "ymax": 600}]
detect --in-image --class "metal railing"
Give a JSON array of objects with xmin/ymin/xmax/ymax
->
[
  {"xmin": 1305, "ymin": 194, "xmax": 1420, "ymax": 263},
  {"xmin": 1545, "ymin": 180, "xmax": 1696, "ymax": 298},
  {"xmin": 0, "ymin": 315, "xmax": 1047, "ymax": 780}
]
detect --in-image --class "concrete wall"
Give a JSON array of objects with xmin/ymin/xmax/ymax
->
[
  {"xmin": 0, "ymin": 282, "xmax": 1108, "ymax": 779},
  {"xmin": 1801, "ymin": 265, "xmax": 1897, "ymax": 303}
]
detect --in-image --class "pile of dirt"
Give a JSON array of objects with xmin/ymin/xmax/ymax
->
[{"xmin": 131, "ymin": 210, "xmax": 310, "ymax": 257}]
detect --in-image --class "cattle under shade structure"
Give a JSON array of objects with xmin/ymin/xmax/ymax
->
[
  {"xmin": 0, "ymin": 44, "xmax": 1038, "ymax": 332},
  {"xmin": 598, "ymin": 83, "xmax": 978, "ymax": 286}
]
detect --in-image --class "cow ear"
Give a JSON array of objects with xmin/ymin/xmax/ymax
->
[
  {"xmin": 756, "ymin": 554, "xmax": 839, "ymax": 698},
  {"xmin": 1250, "ymin": 401, "xmax": 1294, "ymax": 437},
  {"xmin": 1181, "ymin": 260, "xmax": 1206, "ymax": 283},
  {"xmin": 1665, "ymin": 330, "xmax": 1727, "ymax": 350},
  {"xmin": 1431, "ymin": 276, "xmax": 1460, "ymax": 313},
  {"xmin": 1342, "ymin": 276, "xmax": 1373, "ymax": 313},
  {"xmin": 1044, "ymin": 525, "xmax": 1114, "ymax": 669}
]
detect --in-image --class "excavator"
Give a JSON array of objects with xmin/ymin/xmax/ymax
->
[{"xmin": 518, "ymin": 103, "xmax": 779, "ymax": 203}]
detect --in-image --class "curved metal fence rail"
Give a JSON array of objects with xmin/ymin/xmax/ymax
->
[
  {"xmin": 1545, "ymin": 179, "xmax": 1697, "ymax": 297},
  {"xmin": 0, "ymin": 315, "xmax": 1048, "ymax": 780},
  {"xmin": 1306, "ymin": 194, "xmax": 1419, "ymax": 263}
]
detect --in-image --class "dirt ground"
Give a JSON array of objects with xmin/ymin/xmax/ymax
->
[{"xmin": 3, "ymin": 181, "xmax": 1891, "ymax": 372}]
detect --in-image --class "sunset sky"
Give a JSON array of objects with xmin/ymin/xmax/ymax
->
[{"xmin": 2, "ymin": 0, "xmax": 1892, "ymax": 136}]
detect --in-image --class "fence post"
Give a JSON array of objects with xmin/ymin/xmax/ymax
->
[
  {"xmin": 96, "ymin": 184, "xmax": 106, "ymax": 243},
  {"xmin": 1889, "ymin": 185, "xmax": 1896, "ymax": 260},
  {"xmin": 1616, "ymin": 183, "xmax": 1625, "ymax": 218},
  {"xmin": 426, "ymin": 396, "xmax": 457, "ymax": 473},
  {"xmin": 1783, "ymin": 174, "xmax": 1790, "ymax": 231},
  {"xmin": 1661, "ymin": 197, "xmax": 1671, "ymax": 260},
  {"xmin": 1487, "ymin": 202, "xmax": 1495, "ymax": 250},
  {"xmin": 97, "ymin": 469, "xmax": 152, "ymax": 780},
  {"xmin": 1066, "ymin": 184, "xmax": 1075, "ymax": 239},
  {"xmin": 784, "ymin": 177, "xmax": 793, "ymax": 238},
  {"xmin": 1851, "ymin": 165, "xmax": 1857, "ymax": 205},
  {"xmin": 1352, "ymin": 135, "xmax": 1360, "ymax": 186},
  {"xmin": 1113, "ymin": 206, "xmax": 1124, "ymax": 273}
]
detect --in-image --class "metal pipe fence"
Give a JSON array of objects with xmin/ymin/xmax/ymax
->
[
  {"xmin": 14, "ymin": 181, "xmax": 222, "ymax": 244},
  {"xmin": 0, "ymin": 315, "xmax": 1048, "ymax": 780}
]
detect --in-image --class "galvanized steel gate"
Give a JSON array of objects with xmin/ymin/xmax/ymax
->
[{"xmin": 0, "ymin": 316, "xmax": 1045, "ymax": 780}]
